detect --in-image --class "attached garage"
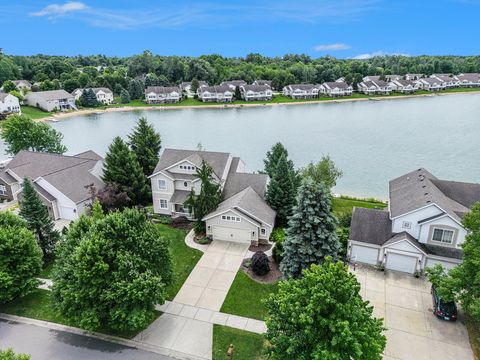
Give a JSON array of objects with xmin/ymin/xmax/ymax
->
[
  {"xmin": 385, "ymin": 252, "xmax": 418, "ymax": 274},
  {"xmin": 350, "ymin": 244, "xmax": 379, "ymax": 265},
  {"xmin": 212, "ymin": 226, "xmax": 251, "ymax": 244}
]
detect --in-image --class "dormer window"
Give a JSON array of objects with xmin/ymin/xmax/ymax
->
[{"xmin": 432, "ymin": 228, "xmax": 454, "ymax": 244}]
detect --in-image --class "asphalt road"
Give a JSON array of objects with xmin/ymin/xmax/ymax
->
[{"xmin": 0, "ymin": 319, "xmax": 175, "ymax": 360}]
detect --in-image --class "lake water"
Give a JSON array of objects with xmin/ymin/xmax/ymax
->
[{"xmin": 2, "ymin": 93, "xmax": 480, "ymax": 199}]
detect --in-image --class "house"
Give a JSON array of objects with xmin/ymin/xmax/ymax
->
[
  {"xmin": 415, "ymin": 78, "xmax": 446, "ymax": 91},
  {"xmin": 24, "ymin": 90, "xmax": 77, "ymax": 112},
  {"xmin": 362, "ymin": 75, "xmax": 382, "ymax": 82},
  {"xmin": 12, "ymin": 80, "xmax": 32, "ymax": 92},
  {"xmin": 179, "ymin": 81, "xmax": 208, "ymax": 97},
  {"xmin": 72, "ymin": 87, "xmax": 114, "ymax": 104},
  {"xmin": 431, "ymin": 74, "xmax": 459, "ymax": 88},
  {"xmin": 335, "ymin": 77, "xmax": 346, "ymax": 83},
  {"xmin": 389, "ymin": 79, "xmax": 419, "ymax": 93},
  {"xmin": 385, "ymin": 75, "xmax": 401, "ymax": 82},
  {"xmin": 455, "ymin": 73, "xmax": 480, "ymax": 87},
  {"xmin": 253, "ymin": 80, "xmax": 272, "ymax": 88},
  {"xmin": 145, "ymin": 86, "xmax": 181, "ymax": 104},
  {"xmin": 282, "ymin": 84, "xmax": 320, "ymax": 99},
  {"xmin": 348, "ymin": 168, "xmax": 480, "ymax": 274},
  {"xmin": 149, "ymin": 149, "xmax": 275, "ymax": 245},
  {"xmin": 358, "ymin": 80, "xmax": 392, "ymax": 95},
  {"xmin": 0, "ymin": 93, "xmax": 21, "ymax": 115},
  {"xmin": 197, "ymin": 85, "xmax": 234, "ymax": 102},
  {"xmin": 0, "ymin": 150, "xmax": 105, "ymax": 221},
  {"xmin": 405, "ymin": 74, "xmax": 424, "ymax": 81},
  {"xmin": 220, "ymin": 80, "xmax": 247, "ymax": 90},
  {"xmin": 319, "ymin": 82, "xmax": 353, "ymax": 97},
  {"xmin": 240, "ymin": 84, "xmax": 273, "ymax": 101}
]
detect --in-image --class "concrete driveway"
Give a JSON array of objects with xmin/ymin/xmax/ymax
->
[{"xmin": 352, "ymin": 266, "xmax": 473, "ymax": 360}]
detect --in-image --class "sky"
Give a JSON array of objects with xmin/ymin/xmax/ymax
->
[{"xmin": 1, "ymin": 0, "xmax": 479, "ymax": 58}]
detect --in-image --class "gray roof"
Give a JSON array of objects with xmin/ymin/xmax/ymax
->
[
  {"xmin": 394, "ymin": 79, "xmax": 416, "ymax": 86},
  {"xmin": 253, "ymin": 80, "xmax": 271, "ymax": 86},
  {"xmin": 372, "ymin": 80, "xmax": 389, "ymax": 87},
  {"xmin": 152, "ymin": 149, "xmax": 231, "ymax": 180},
  {"xmin": 4, "ymin": 150, "xmax": 104, "ymax": 204},
  {"xmin": 204, "ymin": 186, "xmax": 276, "ymax": 226},
  {"xmin": 74, "ymin": 87, "xmax": 112, "ymax": 95},
  {"xmin": 286, "ymin": 84, "xmax": 318, "ymax": 90},
  {"xmin": 240, "ymin": 84, "xmax": 271, "ymax": 92},
  {"xmin": 363, "ymin": 76, "xmax": 381, "ymax": 82},
  {"xmin": 170, "ymin": 190, "xmax": 190, "ymax": 204},
  {"xmin": 322, "ymin": 82, "xmax": 350, "ymax": 89},
  {"xmin": 359, "ymin": 81, "xmax": 377, "ymax": 88},
  {"xmin": 13, "ymin": 80, "xmax": 32, "ymax": 87},
  {"xmin": 223, "ymin": 157, "xmax": 268, "ymax": 199},
  {"xmin": 198, "ymin": 85, "xmax": 232, "ymax": 94},
  {"xmin": 422, "ymin": 243, "xmax": 463, "ymax": 260},
  {"xmin": 419, "ymin": 78, "xmax": 444, "ymax": 85},
  {"xmin": 145, "ymin": 86, "xmax": 181, "ymax": 94},
  {"xmin": 383, "ymin": 231, "xmax": 426, "ymax": 253},
  {"xmin": 0, "ymin": 170, "xmax": 17, "ymax": 185},
  {"xmin": 349, "ymin": 207, "xmax": 392, "ymax": 245},
  {"xmin": 25, "ymin": 90, "xmax": 73, "ymax": 101},
  {"xmin": 220, "ymin": 80, "xmax": 247, "ymax": 87},
  {"xmin": 456, "ymin": 73, "xmax": 480, "ymax": 82},
  {"xmin": 389, "ymin": 168, "xmax": 479, "ymax": 222}
]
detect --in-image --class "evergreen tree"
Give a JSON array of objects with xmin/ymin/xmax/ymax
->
[
  {"xmin": 190, "ymin": 78, "xmax": 199, "ymax": 93},
  {"xmin": 128, "ymin": 117, "xmax": 161, "ymax": 177},
  {"xmin": 266, "ymin": 153, "xmax": 297, "ymax": 227},
  {"xmin": 79, "ymin": 88, "xmax": 99, "ymax": 107},
  {"xmin": 102, "ymin": 136, "xmax": 150, "ymax": 205},
  {"xmin": 19, "ymin": 178, "xmax": 61, "ymax": 257},
  {"xmin": 280, "ymin": 178, "xmax": 340, "ymax": 279},
  {"xmin": 234, "ymin": 85, "xmax": 242, "ymax": 100},
  {"xmin": 128, "ymin": 79, "xmax": 144, "ymax": 100},
  {"xmin": 120, "ymin": 89, "xmax": 130, "ymax": 103},
  {"xmin": 114, "ymin": 83, "xmax": 123, "ymax": 96},
  {"xmin": 264, "ymin": 142, "xmax": 290, "ymax": 178}
]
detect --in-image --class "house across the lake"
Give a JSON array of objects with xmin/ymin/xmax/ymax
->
[
  {"xmin": 12, "ymin": 80, "xmax": 32, "ymax": 92},
  {"xmin": 319, "ymin": 82, "xmax": 353, "ymax": 97},
  {"xmin": 145, "ymin": 86, "xmax": 182, "ymax": 104},
  {"xmin": 455, "ymin": 73, "xmax": 480, "ymax": 87},
  {"xmin": 282, "ymin": 84, "xmax": 320, "ymax": 99},
  {"xmin": 149, "ymin": 148, "xmax": 275, "ymax": 245},
  {"xmin": 180, "ymin": 81, "xmax": 209, "ymax": 98},
  {"xmin": 415, "ymin": 78, "xmax": 446, "ymax": 91},
  {"xmin": 0, "ymin": 150, "xmax": 104, "ymax": 220},
  {"xmin": 389, "ymin": 79, "xmax": 419, "ymax": 93},
  {"xmin": 197, "ymin": 85, "xmax": 234, "ymax": 102},
  {"xmin": 358, "ymin": 80, "xmax": 392, "ymax": 95},
  {"xmin": 0, "ymin": 93, "xmax": 21, "ymax": 116},
  {"xmin": 348, "ymin": 168, "xmax": 480, "ymax": 274},
  {"xmin": 72, "ymin": 87, "xmax": 114, "ymax": 104},
  {"xmin": 220, "ymin": 80, "xmax": 247, "ymax": 90},
  {"xmin": 240, "ymin": 84, "xmax": 273, "ymax": 101},
  {"xmin": 24, "ymin": 90, "xmax": 77, "ymax": 112}
]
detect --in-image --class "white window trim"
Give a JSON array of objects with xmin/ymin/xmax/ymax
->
[
  {"xmin": 260, "ymin": 228, "xmax": 266, "ymax": 235},
  {"xmin": 159, "ymin": 199, "xmax": 168, "ymax": 209},
  {"xmin": 431, "ymin": 227, "xmax": 454, "ymax": 244},
  {"xmin": 0, "ymin": 184, "xmax": 6, "ymax": 195},
  {"xmin": 221, "ymin": 215, "xmax": 241, "ymax": 222},
  {"xmin": 158, "ymin": 179, "xmax": 167, "ymax": 190}
]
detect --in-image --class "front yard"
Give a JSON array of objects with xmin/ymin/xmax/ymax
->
[{"xmin": 213, "ymin": 325, "xmax": 267, "ymax": 360}]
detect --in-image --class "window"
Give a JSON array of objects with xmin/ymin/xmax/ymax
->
[
  {"xmin": 0, "ymin": 185, "xmax": 6, "ymax": 196},
  {"xmin": 402, "ymin": 221, "xmax": 412, "ymax": 229},
  {"xmin": 158, "ymin": 179, "xmax": 167, "ymax": 190},
  {"xmin": 159, "ymin": 199, "xmax": 168, "ymax": 209},
  {"xmin": 432, "ymin": 228, "xmax": 454, "ymax": 244},
  {"xmin": 221, "ymin": 215, "xmax": 241, "ymax": 222},
  {"xmin": 260, "ymin": 228, "xmax": 266, "ymax": 236}
]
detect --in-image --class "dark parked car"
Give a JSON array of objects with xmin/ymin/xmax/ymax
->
[{"xmin": 431, "ymin": 286, "xmax": 457, "ymax": 321}]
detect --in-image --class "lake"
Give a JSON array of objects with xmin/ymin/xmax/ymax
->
[{"xmin": 2, "ymin": 93, "xmax": 480, "ymax": 199}]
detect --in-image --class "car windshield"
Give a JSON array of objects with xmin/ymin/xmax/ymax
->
[{"xmin": 440, "ymin": 299, "xmax": 456, "ymax": 313}]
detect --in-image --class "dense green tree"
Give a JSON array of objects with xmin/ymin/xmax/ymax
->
[
  {"xmin": 52, "ymin": 206, "xmax": 173, "ymax": 331},
  {"xmin": 0, "ymin": 56, "xmax": 20, "ymax": 84},
  {"xmin": 19, "ymin": 179, "xmax": 61, "ymax": 257},
  {"xmin": 300, "ymin": 155, "xmax": 343, "ymax": 189},
  {"xmin": 280, "ymin": 178, "xmax": 340, "ymax": 278},
  {"xmin": 190, "ymin": 78, "xmax": 199, "ymax": 93},
  {"xmin": 114, "ymin": 83, "xmax": 124, "ymax": 96},
  {"xmin": 184, "ymin": 160, "xmax": 223, "ymax": 234},
  {"xmin": 0, "ymin": 115, "xmax": 67, "ymax": 155},
  {"xmin": 2, "ymin": 80, "xmax": 16, "ymax": 93},
  {"xmin": 0, "ymin": 211, "xmax": 42, "ymax": 303},
  {"xmin": 120, "ymin": 88, "xmax": 130, "ymax": 103},
  {"xmin": 128, "ymin": 79, "xmax": 144, "ymax": 100},
  {"xmin": 265, "ymin": 259, "xmax": 386, "ymax": 359},
  {"xmin": 128, "ymin": 117, "xmax": 161, "ymax": 177},
  {"xmin": 79, "ymin": 88, "xmax": 99, "ymax": 107},
  {"xmin": 266, "ymin": 153, "xmax": 297, "ymax": 227},
  {"xmin": 234, "ymin": 85, "xmax": 241, "ymax": 100},
  {"xmin": 102, "ymin": 136, "xmax": 150, "ymax": 205},
  {"xmin": 264, "ymin": 142, "xmax": 292, "ymax": 178}
]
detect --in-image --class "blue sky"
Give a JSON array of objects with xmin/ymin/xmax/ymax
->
[{"xmin": 1, "ymin": 0, "xmax": 479, "ymax": 58}]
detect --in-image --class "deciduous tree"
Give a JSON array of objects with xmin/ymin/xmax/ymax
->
[{"xmin": 300, "ymin": 155, "xmax": 343, "ymax": 189}]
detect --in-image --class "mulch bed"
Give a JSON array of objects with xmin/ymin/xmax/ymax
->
[
  {"xmin": 248, "ymin": 243, "xmax": 272, "ymax": 253},
  {"xmin": 242, "ymin": 256, "xmax": 282, "ymax": 284}
]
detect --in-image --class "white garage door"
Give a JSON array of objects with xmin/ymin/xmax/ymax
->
[
  {"xmin": 350, "ymin": 245, "xmax": 379, "ymax": 265},
  {"xmin": 386, "ymin": 253, "xmax": 418, "ymax": 274},
  {"xmin": 212, "ymin": 226, "xmax": 251, "ymax": 244}
]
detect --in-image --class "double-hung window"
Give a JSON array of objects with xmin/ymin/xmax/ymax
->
[
  {"xmin": 432, "ymin": 228, "xmax": 454, "ymax": 244},
  {"xmin": 158, "ymin": 179, "xmax": 167, "ymax": 190},
  {"xmin": 159, "ymin": 199, "xmax": 168, "ymax": 209}
]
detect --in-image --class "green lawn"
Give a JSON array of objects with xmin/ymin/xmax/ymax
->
[
  {"xmin": 213, "ymin": 325, "xmax": 267, "ymax": 360},
  {"xmin": 221, "ymin": 271, "xmax": 278, "ymax": 321},
  {"xmin": 20, "ymin": 106, "xmax": 51, "ymax": 120},
  {"xmin": 332, "ymin": 196, "xmax": 387, "ymax": 215}
]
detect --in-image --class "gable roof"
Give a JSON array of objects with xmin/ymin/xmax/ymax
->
[
  {"xmin": 220, "ymin": 80, "xmax": 247, "ymax": 87},
  {"xmin": 25, "ymin": 90, "xmax": 73, "ymax": 101},
  {"xmin": 240, "ymin": 84, "xmax": 271, "ymax": 92},
  {"xmin": 145, "ymin": 86, "xmax": 181, "ymax": 94},
  {"xmin": 383, "ymin": 231, "xmax": 427, "ymax": 254},
  {"xmin": 322, "ymin": 82, "xmax": 350, "ymax": 90},
  {"xmin": 286, "ymin": 84, "xmax": 318, "ymax": 91},
  {"xmin": 349, "ymin": 207, "xmax": 392, "ymax": 245},
  {"xmin": 198, "ymin": 85, "xmax": 232, "ymax": 94},
  {"xmin": 223, "ymin": 157, "xmax": 268, "ymax": 199}
]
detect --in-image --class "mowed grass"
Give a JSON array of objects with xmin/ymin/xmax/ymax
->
[
  {"xmin": 20, "ymin": 106, "xmax": 51, "ymax": 120},
  {"xmin": 332, "ymin": 196, "xmax": 387, "ymax": 215},
  {"xmin": 213, "ymin": 325, "xmax": 267, "ymax": 360},
  {"xmin": 221, "ymin": 271, "xmax": 278, "ymax": 321}
]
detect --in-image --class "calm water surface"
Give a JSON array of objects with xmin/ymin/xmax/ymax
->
[{"xmin": 2, "ymin": 94, "xmax": 479, "ymax": 199}]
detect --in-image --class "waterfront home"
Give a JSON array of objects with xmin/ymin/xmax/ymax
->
[
  {"xmin": 24, "ymin": 90, "xmax": 77, "ymax": 112},
  {"xmin": 389, "ymin": 79, "xmax": 419, "ymax": 93},
  {"xmin": 319, "ymin": 82, "xmax": 353, "ymax": 97},
  {"xmin": 145, "ymin": 86, "xmax": 181, "ymax": 104},
  {"xmin": 197, "ymin": 85, "xmax": 234, "ymax": 102},
  {"xmin": 358, "ymin": 80, "xmax": 392, "ymax": 95},
  {"xmin": 220, "ymin": 80, "xmax": 247, "ymax": 90},
  {"xmin": 336, "ymin": 77, "xmax": 346, "ymax": 83},
  {"xmin": 415, "ymin": 78, "xmax": 446, "ymax": 91},
  {"xmin": 149, "ymin": 148, "xmax": 275, "ymax": 245},
  {"xmin": 240, "ymin": 84, "xmax": 273, "ymax": 101},
  {"xmin": 180, "ymin": 81, "xmax": 208, "ymax": 97},
  {"xmin": 253, "ymin": 80, "xmax": 272, "ymax": 88},
  {"xmin": 72, "ymin": 87, "xmax": 114, "ymax": 104},
  {"xmin": 386, "ymin": 75, "xmax": 401, "ymax": 82},
  {"xmin": 282, "ymin": 84, "xmax": 320, "ymax": 99},
  {"xmin": 0, "ymin": 93, "xmax": 21, "ymax": 115},
  {"xmin": 431, "ymin": 74, "xmax": 459, "ymax": 88},
  {"xmin": 348, "ymin": 168, "xmax": 480, "ymax": 274},
  {"xmin": 0, "ymin": 150, "xmax": 104, "ymax": 221},
  {"xmin": 362, "ymin": 75, "xmax": 382, "ymax": 82},
  {"xmin": 405, "ymin": 74, "xmax": 424, "ymax": 80},
  {"xmin": 12, "ymin": 80, "xmax": 32, "ymax": 92},
  {"xmin": 455, "ymin": 73, "xmax": 480, "ymax": 87}
]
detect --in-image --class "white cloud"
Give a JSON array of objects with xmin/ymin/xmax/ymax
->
[
  {"xmin": 352, "ymin": 50, "xmax": 410, "ymax": 59},
  {"xmin": 314, "ymin": 43, "xmax": 351, "ymax": 51},
  {"xmin": 30, "ymin": 2, "xmax": 87, "ymax": 18}
]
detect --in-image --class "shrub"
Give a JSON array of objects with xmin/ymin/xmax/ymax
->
[
  {"xmin": 272, "ymin": 240, "xmax": 284, "ymax": 265},
  {"xmin": 170, "ymin": 216, "xmax": 191, "ymax": 229},
  {"xmin": 337, "ymin": 210, "xmax": 352, "ymax": 228},
  {"xmin": 251, "ymin": 251, "xmax": 270, "ymax": 276},
  {"xmin": 197, "ymin": 237, "xmax": 211, "ymax": 245},
  {"xmin": 270, "ymin": 228, "xmax": 285, "ymax": 243}
]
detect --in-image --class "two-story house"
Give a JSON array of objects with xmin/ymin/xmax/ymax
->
[
  {"xmin": 197, "ymin": 85, "xmax": 234, "ymax": 102},
  {"xmin": 455, "ymin": 73, "xmax": 480, "ymax": 87},
  {"xmin": 149, "ymin": 149, "xmax": 275, "ymax": 245},
  {"xmin": 348, "ymin": 168, "xmax": 480, "ymax": 274},
  {"xmin": 145, "ymin": 86, "xmax": 181, "ymax": 104},
  {"xmin": 72, "ymin": 87, "xmax": 114, "ymax": 104},
  {"xmin": 415, "ymin": 78, "xmax": 446, "ymax": 91},
  {"xmin": 0, "ymin": 93, "xmax": 21, "ymax": 115},
  {"xmin": 358, "ymin": 80, "xmax": 392, "ymax": 95},
  {"xmin": 24, "ymin": 90, "xmax": 77, "ymax": 112},
  {"xmin": 282, "ymin": 84, "xmax": 320, "ymax": 99},
  {"xmin": 389, "ymin": 79, "xmax": 419, "ymax": 93},
  {"xmin": 220, "ymin": 80, "xmax": 247, "ymax": 91},
  {"xmin": 179, "ymin": 81, "xmax": 208, "ymax": 97},
  {"xmin": 319, "ymin": 82, "xmax": 353, "ymax": 97},
  {"xmin": 240, "ymin": 84, "xmax": 273, "ymax": 101}
]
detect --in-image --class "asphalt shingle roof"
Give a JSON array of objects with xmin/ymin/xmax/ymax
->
[{"xmin": 349, "ymin": 207, "xmax": 392, "ymax": 245}]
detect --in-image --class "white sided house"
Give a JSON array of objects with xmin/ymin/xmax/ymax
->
[
  {"xmin": 282, "ymin": 84, "xmax": 320, "ymax": 99},
  {"xmin": 197, "ymin": 85, "xmax": 234, "ymax": 103},
  {"xmin": 149, "ymin": 149, "xmax": 275, "ymax": 245},
  {"xmin": 145, "ymin": 86, "xmax": 181, "ymax": 104},
  {"xmin": 358, "ymin": 80, "xmax": 392, "ymax": 95},
  {"xmin": 220, "ymin": 80, "xmax": 247, "ymax": 91},
  {"xmin": 389, "ymin": 79, "xmax": 419, "ymax": 93},
  {"xmin": 455, "ymin": 73, "xmax": 480, "ymax": 87},
  {"xmin": 180, "ymin": 81, "xmax": 208, "ymax": 97},
  {"xmin": 12, "ymin": 80, "xmax": 32, "ymax": 92},
  {"xmin": 0, "ymin": 150, "xmax": 105, "ymax": 221},
  {"xmin": 348, "ymin": 168, "xmax": 480, "ymax": 274},
  {"xmin": 0, "ymin": 93, "xmax": 21, "ymax": 115},
  {"xmin": 72, "ymin": 87, "xmax": 114, "ymax": 104},
  {"xmin": 319, "ymin": 82, "xmax": 353, "ymax": 97},
  {"xmin": 415, "ymin": 78, "xmax": 446, "ymax": 91},
  {"xmin": 240, "ymin": 84, "xmax": 273, "ymax": 101},
  {"xmin": 24, "ymin": 90, "xmax": 77, "ymax": 112}
]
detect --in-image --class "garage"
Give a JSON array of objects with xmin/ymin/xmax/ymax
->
[
  {"xmin": 385, "ymin": 252, "xmax": 418, "ymax": 274},
  {"xmin": 350, "ymin": 244, "xmax": 379, "ymax": 265},
  {"xmin": 212, "ymin": 226, "xmax": 251, "ymax": 244}
]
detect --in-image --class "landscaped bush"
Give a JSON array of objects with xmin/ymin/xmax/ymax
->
[
  {"xmin": 272, "ymin": 241, "xmax": 284, "ymax": 265},
  {"xmin": 197, "ymin": 237, "xmax": 211, "ymax": 245},
  {"xmin": 269, "ymin": 228, "xmax": 285, "ymax": 243},
  {"xmin": 251, "ymin": 251, "xmax": 270, "ymax": 276},
  {"xmin": 337, "ymin": 210, "xmax": 352, "ymax": 228},
  {"xmin": 170, "ymin": 216, "xmax": 191, "ymax": 229}
]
